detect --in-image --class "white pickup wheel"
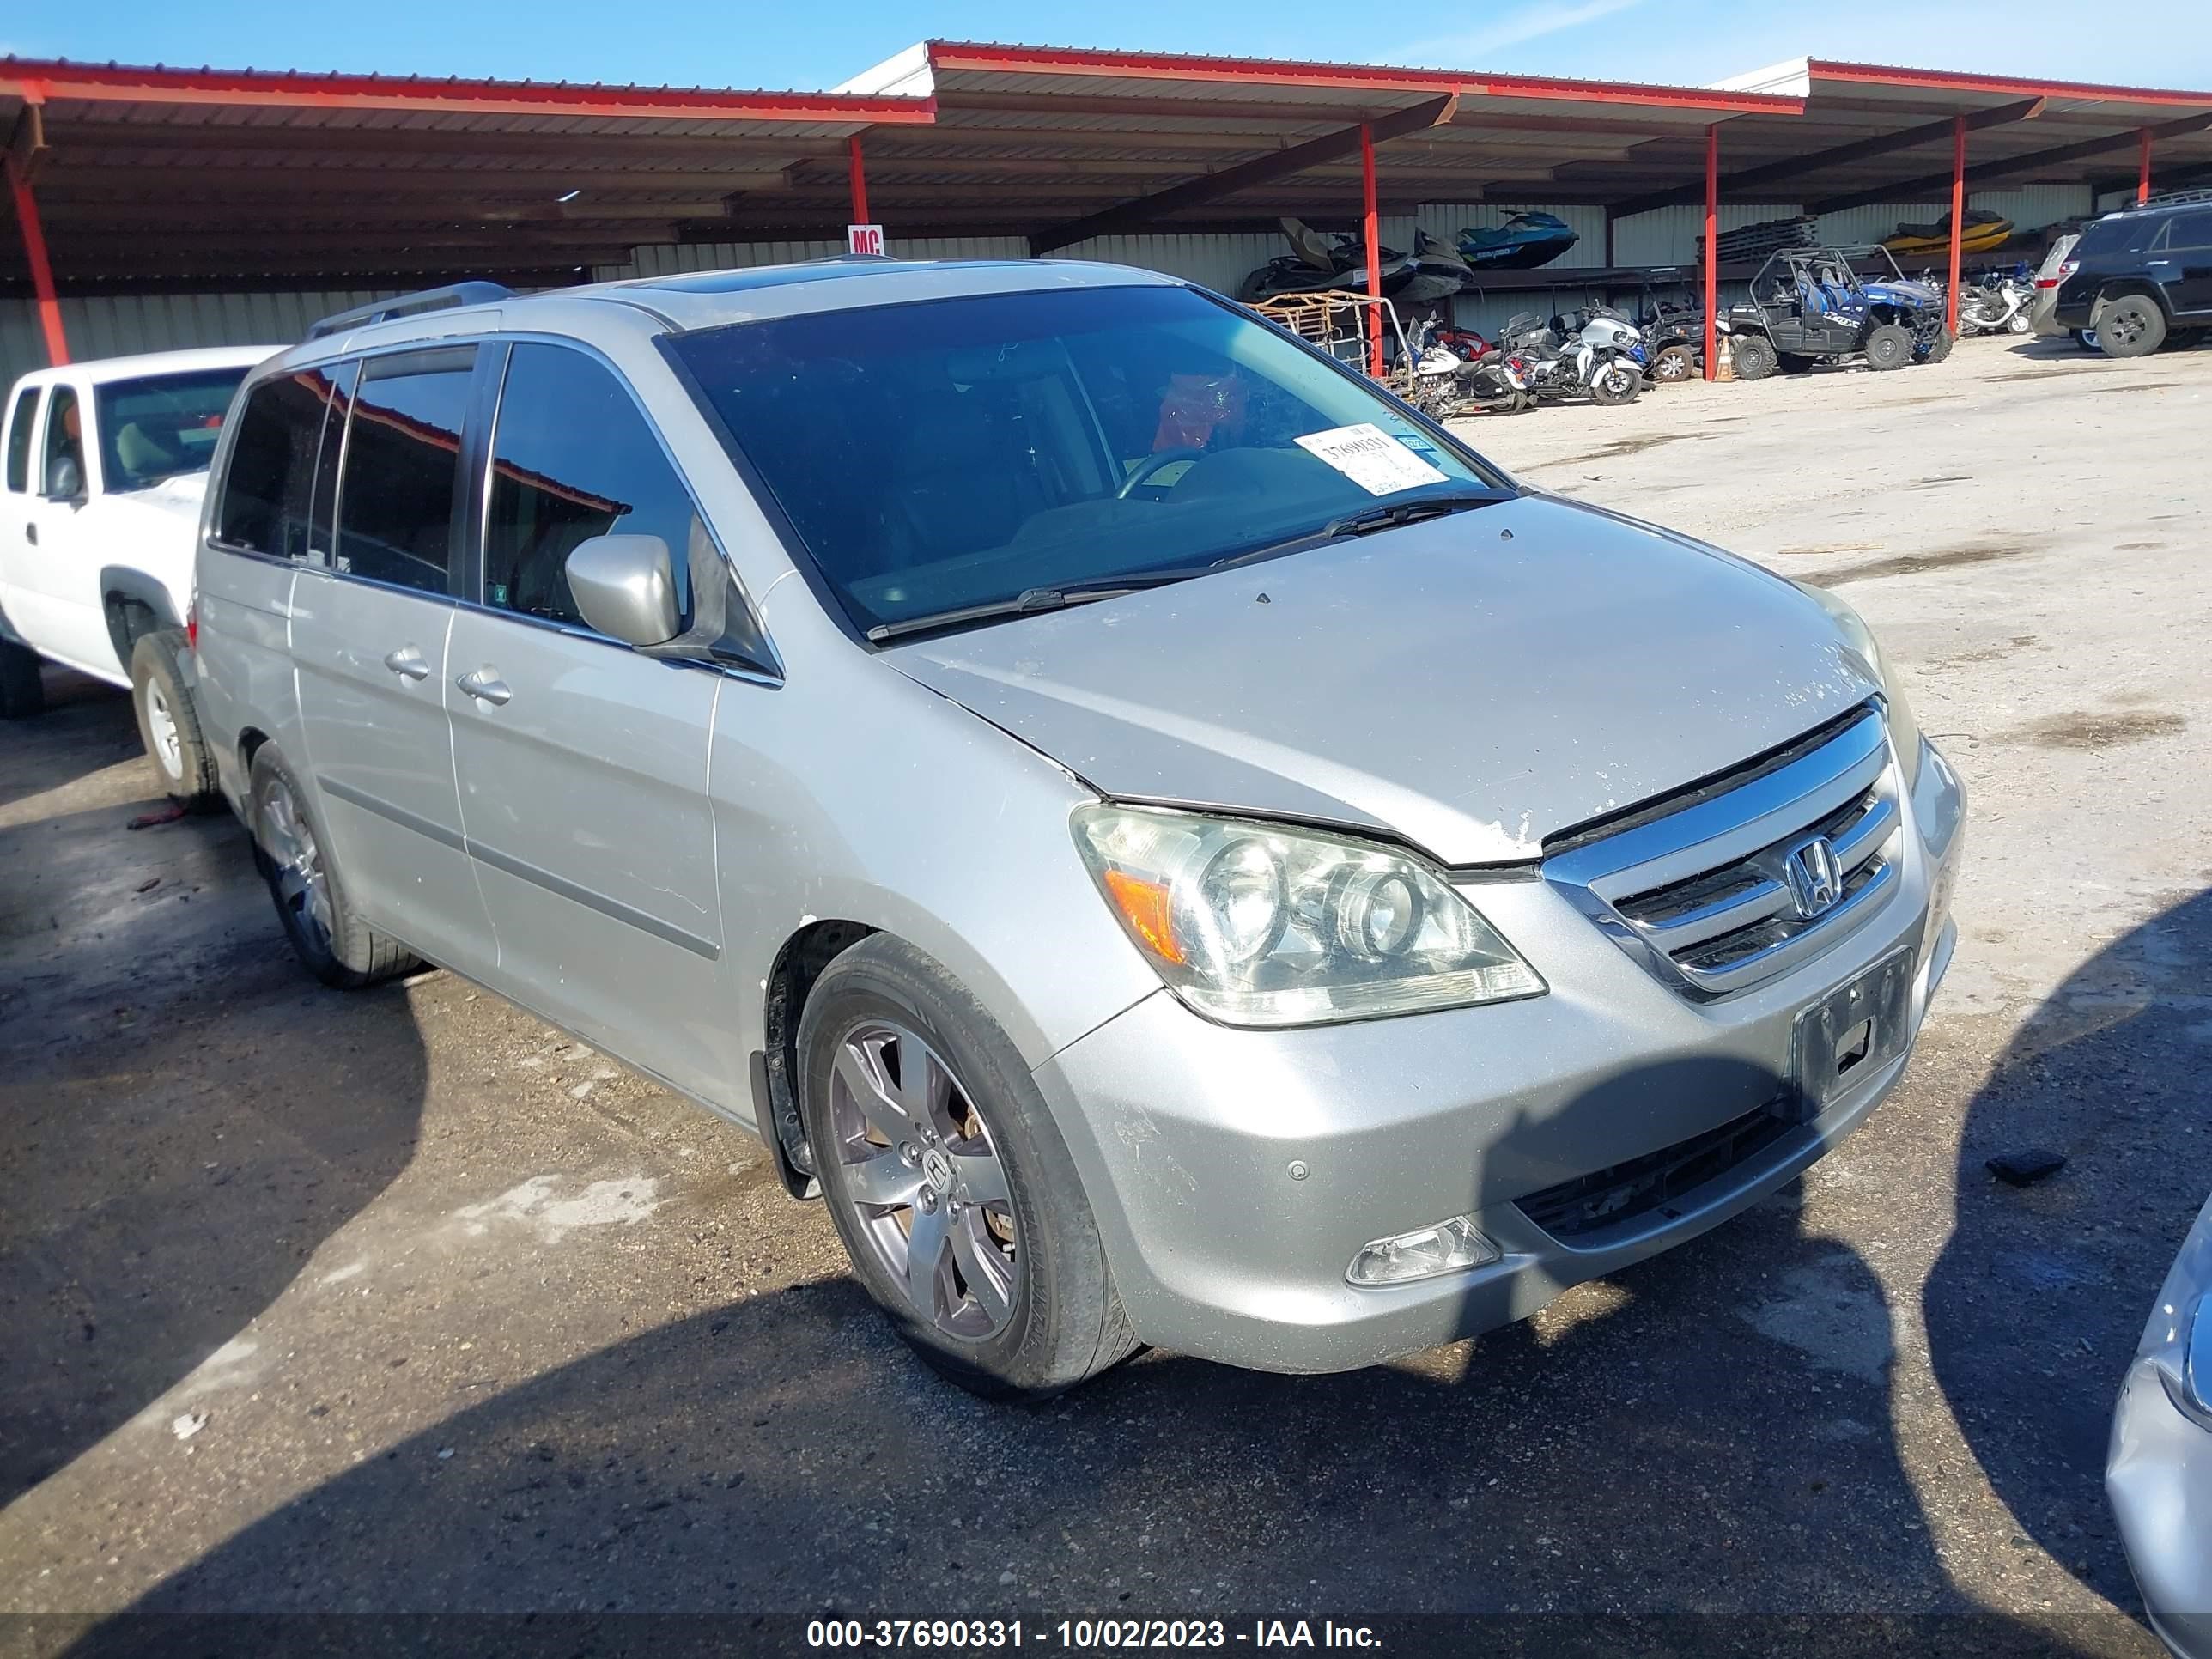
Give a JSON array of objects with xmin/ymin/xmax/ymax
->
[{"xmin": 129, "ymin": 628, "xmax": 220, "ymax": 806}]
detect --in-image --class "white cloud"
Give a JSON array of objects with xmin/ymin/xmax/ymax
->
[{"xmin": 1409, "ymin": 0, "xmax": 1648, "ymax": 62}]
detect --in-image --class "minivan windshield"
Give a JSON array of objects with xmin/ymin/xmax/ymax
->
[
  {"xmin": 666, "ymin": 283, "xmax": 1511, "ymax": 638},
  {"xmin": 95, "ymin": 367, "xmax": 252, "ymax": 491}
]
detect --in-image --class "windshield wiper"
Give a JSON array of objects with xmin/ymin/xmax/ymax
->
[
  {"xmin": 1321, "ymin": 491, "xmax": 1507, "ymax": 539},
  {"xmin": 866, "ymin": 575, "xmax": 1186, "ymax": 643}
]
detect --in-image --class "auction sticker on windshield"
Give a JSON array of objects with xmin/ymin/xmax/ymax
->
[{"xmin": 1293, "ymin": 423, "xmax": 1450, "ymax": 496}]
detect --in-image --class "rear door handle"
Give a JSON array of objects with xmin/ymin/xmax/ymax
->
[
  {"xmin": 456, "ymin": 668, "xmax": 511, "ymax": 706},
  {"xmin": 24, "ymin": 524, "xmax": 35, "ymax": 545},
  {"xmin": 382, "ymin": 645, "xmax": 430, "ymax": 681}
]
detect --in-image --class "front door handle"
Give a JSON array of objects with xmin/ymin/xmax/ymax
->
[
  {"xmin": 382, "ymin": 645, "xmax": 430, "ymax": 681},
  {"xmin": 456, "ymin": 668, "xmax": 511, "ymax": 707},
  {"xmin": 24, "ymin": 524, "xmax": 35, "ymax": 545}
]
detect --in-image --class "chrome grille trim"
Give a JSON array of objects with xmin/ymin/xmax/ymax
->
[{"xmin": 1544, "ymin": 709, "xmax": 1904, "ymax": 999}]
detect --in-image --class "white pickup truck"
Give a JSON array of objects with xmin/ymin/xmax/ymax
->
[{"xmin": 1, "ymin": 345, "xmax": 277, "ymax": 801}]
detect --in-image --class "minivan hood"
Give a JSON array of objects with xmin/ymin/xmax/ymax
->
[{"xmin": 886, "ymin": 495, "xmax": 1879, "ymax": 865}]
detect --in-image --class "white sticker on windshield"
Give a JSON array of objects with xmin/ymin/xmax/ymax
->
[{"xmin": 1293, "ymin": 423, "xmax": 1451, "ymax": 496}]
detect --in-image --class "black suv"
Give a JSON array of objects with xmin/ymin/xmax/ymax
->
[{"xmin": 2052, "ymin": 191, "xmax": 2212, "ymax": 358}]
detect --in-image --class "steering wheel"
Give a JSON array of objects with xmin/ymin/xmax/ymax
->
[{"xmin": 1118, "ymin": 447, "xmax": 1205, "ymax": 500}]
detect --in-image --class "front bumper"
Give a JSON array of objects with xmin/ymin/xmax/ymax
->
[
  {"xmin": 2109, "ymin": 1195, "xmax": 2212, "ymax": 1659},
  {"xmin": 1036, "ymin": 738, "xmax": 1965, "ymax": 1373}
]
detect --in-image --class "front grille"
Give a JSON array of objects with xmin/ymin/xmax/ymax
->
[
  {"xmin": 1516, "ymin": 1105, "xmax": 1794, "ymax": 1242},
  {"xmin": 1543, "ymin": 708, "xmax": 1902, "ymax": 998}
]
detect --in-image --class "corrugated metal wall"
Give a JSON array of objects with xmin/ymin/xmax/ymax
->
[
  {"xmin": 1815, "ymin": 185, "xmax": 2092, "ymax": 250},
  {"xmin": 1, "ymin": 287, "xmax": 398, "ymax": 393},
  {"xmin": 1611, "ymin": 202, "xmax": 1807, "ymax": 267}
]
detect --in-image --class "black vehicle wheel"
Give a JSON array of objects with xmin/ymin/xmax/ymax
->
[
  {"xmin": 1730, "ymin": 334, "xmax": 1779, "ymax": 380},
  {"xmin": 1863, "ymin": 323, "xmax": 1913, "ymax": 370},
  {"xmin": 0, "ymin": 638, "xmax": 44, "ymax": 720},
  {"xmin": 1650, "ymin": 343, "xmax": 1695, "ymax": 383},
  {"xmin": 2070, "ymin": 328, "xmax": 2097, "ymax": 351},
  {"xmin": 1775, "ymin": 351, "xmax": 1816, "ymax": 374},
  {"xmin": 2097, "ymin": 294, "xmax": 2166, "ymax": 358},
  {"xmin": 2159, "ymin": 326, "xmax": 2205, "ymax": 351},
  {"xmin": 1918, "ymin": 329, "xmax": 1954, "ymax": 365},
  {"xmin": 1589, "ymin": 362, "xmax": 1643, "ymax": 406},
  {"xmin": 248, "ymin": 745, "xmax": 421, "ymax": 990},
  {"xmin": 799, "ymin": 934, "xmax": 1139, "ymax": 1401},
  {"xmin": 129, "ymin": 629, "xmax": 220, "ymax": 808}
]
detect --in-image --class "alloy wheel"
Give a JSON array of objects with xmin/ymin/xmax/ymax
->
[
  {"xmin": 259, "ymin": 775, "xmax": 334, "ymax": 951},
  {"xmin": 828, "ymin": 1020, "xmax": 1020, "ymax": 1341}
]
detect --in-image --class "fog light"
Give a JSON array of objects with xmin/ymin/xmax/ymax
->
[{"xmin": 1346, "ymin": 1215, "xmax": 1500, "ymax": 1286}]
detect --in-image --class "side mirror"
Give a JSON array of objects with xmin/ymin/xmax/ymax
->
[
  {"xmin": 565, "ymin": 533, "xmax": 681, "ymax": 647},
  {"xmin": 44, "ymin": 454, "xmax": 84, "ymax": 502}
]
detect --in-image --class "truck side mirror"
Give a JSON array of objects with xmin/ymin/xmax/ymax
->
[{"xmin": 43, "ymin": 453, "xmax": 84, "ymax": 502}]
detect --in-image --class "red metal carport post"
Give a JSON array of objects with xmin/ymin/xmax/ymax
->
[
  {"xmin": 1702, "ymin": 125, "xmax": 1717, "ymax": 382},
  {"xmin": 1946, "ymin": 116, "xmax": 1966, "ymax": 337},
  {"xmin": 1361, "ymin": 121, "xmax": 1383, "ymax": 378},
  {"xmin": 2138, "ymin": 128, "xmax": 2154, "ymax": 204},
  {"xmin": 848, "ymin": 135, "xmax": 870, "ymax": 224},
  {"xmin": 4, "ymin": 155, "xmax": 68, "ymax": 367}
]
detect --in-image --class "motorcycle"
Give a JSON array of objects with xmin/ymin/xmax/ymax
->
[
  {"xmin": 1402, "ymin": 319, "xmax": 1534, "ymax": 417},
  {"xmin": 1954, "ymin": 265, "xmax": 2036, "ymax": 336},
  {"xmin": 1500, "ymin": 307, "xmax": 1647, "ymax": 406}
]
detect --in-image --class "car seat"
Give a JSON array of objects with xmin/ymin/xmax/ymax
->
[{"xmin": 114, "ymin": 421, "xmax": 183, "ymax": 483}]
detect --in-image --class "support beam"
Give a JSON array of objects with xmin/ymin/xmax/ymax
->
[
  {"xmin": 848, "ymin": 136, "xmax": 869, "ymax": 224},
  {"xmin": 2139, "ymin": 128, "xmax": 2154, "ymax": 204},
  {"xmin": 1946, "ymin": 117, "xmax": 1966, "ymax": 336},
  {"xmin": 1703, "ymin": 125, "xmax": 1717, "ymax": 384},
  {"xmin": 7, "ymin": 100, "xmax": 48, "ymax": 186},
  {"xmin": 1362, "ymin": 122, "xmax": 1383, "ymax": 379},
  {"xmin": 1810, "ymin": 108, "xmax": 2212, "ymax": 212},
  {"xmin": 1027, "ymin": 94, "xmax": 1454, "ymax": 255},
  {"xmin": 1610, "ymin": 98, "xmax": 2045, "ymax": 217},
  {"xmin": 4, "ymin": 153, "xmax": 67, "ymax": 366}
]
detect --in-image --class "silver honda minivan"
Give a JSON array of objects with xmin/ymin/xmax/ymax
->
[{"xmin": 193, "ymin": 260, "xmax": 1965, "ymax": 1397}]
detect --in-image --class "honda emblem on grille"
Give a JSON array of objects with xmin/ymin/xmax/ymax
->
[{"xmin": 1784, "ymin": 836, "xmax": 1844, "ymax": 919}]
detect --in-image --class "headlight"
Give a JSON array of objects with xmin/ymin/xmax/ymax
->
[
  {"xmin": 1072, "ymin": 805, "xmax": 1544, "ymax": 1028},
  {"xmin": 1796, "ymin": 582, "xmax": 1924, "ymax": 787}
]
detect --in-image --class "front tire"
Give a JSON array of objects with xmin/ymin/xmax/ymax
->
[
  {"xmin": 129, "ymin": 629, "xmax": 219, "ymax": 808},
  {"xmin": 1863, "ymin": 323, "xmax": 1913, "ymax": 370},
  {"xmin": 2097, "ymin": 294, "xmax": 2166, "ymax": 357},
  {"xmin": 1589, "ymin": 362, "xmax": 1642, "ymax": 405},
  {"xmin": 248, "ymin": 745, "xmax": 420, "ymax": 989},
  {"xmin": 1730, "ymin": 334, "xmax": 1779, "ymax": 380},
  {"xmin": 1917, "ymin": 328, "xmax": 1954, "ymax": 365},
  {"xmin": 0, "ymin": 638, "xmax": 44, "ymax": 720},
  {"xmin": 798, "ymin": 935, "xmax": 1138, "ymax": 1401},
  {"xmin": 1650, "ymin": 343, "xmax": 1695, "ymax": 383}
]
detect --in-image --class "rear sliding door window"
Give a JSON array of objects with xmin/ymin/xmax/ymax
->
[
  {"xmin": 2164, "ymin": 210, "xmax": 2212, "ymax": 252},
  {"xmin": 3, "ymin": 387, "xmax": 39, "ymax": 494},
  {"xmin": 334, "ymin": 349, "xmax": 475, "ymax": 596},
  {"xmin": 216, "ymin": 367, "xmax": 348, "ymax": 558}
]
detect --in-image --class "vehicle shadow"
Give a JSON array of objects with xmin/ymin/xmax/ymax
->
[
  {"xmin": 0, "ymin": 690, "xmax": 428, "ymax": 1506},
  {"xmin": 1924, "ymin": 887, "xmax": 2212, "ymax": 1632},
  {"xmin": 0, "ymin": 665, "xmax": 142, "ymax": 813},
  {"xmin": 65, "ymin": 1048, "xmax": 2127, "ymax": 1653}
]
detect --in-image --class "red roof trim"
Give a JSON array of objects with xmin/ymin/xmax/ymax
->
[
  {"xmin": 0, "ymin": 58, "xmax": 937, "ymax": 124},
  {"xmin": 925, "ymin": 41, "xmax": 1802, "ymax": 115},
  {"xmin": 1808, "ymin": 59, "xmax": 2212, "ymax": 107}
]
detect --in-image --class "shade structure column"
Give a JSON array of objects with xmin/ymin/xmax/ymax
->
[
  {"xmin": 1946, "ymin": 115, "xmax": 1966, "ymax": 337},
  {"xmin": 4, "ymin": 154, "xmax": 67, "ymax": 367},
  {"xmin": 848, "ymin": 135, "xmax": 870, "ymax": 224},
  {"xmin": 1702, "ymin": 124, "xmax": 1717, "ymax": 383},
  {"xmin": 2139, "ymin": 128, "xmax": 2154, "ymax": 204},
  {"xmin": 1361, "ymin": 121, "xmax": 1382, "ymax": 378}
]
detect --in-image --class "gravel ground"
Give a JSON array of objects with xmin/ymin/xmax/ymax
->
[{"xmin": 1, "ymin": 335, "xmax": 2207, "ymax": 1653}]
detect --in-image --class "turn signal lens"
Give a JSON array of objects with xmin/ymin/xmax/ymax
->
[
  {"xmin": 1102, "ymin": 867, "xmax": 1183, "ymax": 965},
  {"xmin": 1348, "ymin": 1215, "xmax": 1500, "ymax": 1286}
]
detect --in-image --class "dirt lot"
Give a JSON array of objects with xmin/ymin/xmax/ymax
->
[{"xmin": 3, "ymin": 335, "xmax": 2209, "ymax": 1650}]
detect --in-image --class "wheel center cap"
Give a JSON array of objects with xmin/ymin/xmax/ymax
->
[{"xmin": 921, "ymin": 1146, "xmax": 955, "ymax": 1194}]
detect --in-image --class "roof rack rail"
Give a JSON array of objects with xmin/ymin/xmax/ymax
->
[
  {"xmin": 2142, "ymin": 187, "xmax": 2212, "ymax": 208},
  {"xmin": 306, "ymin": 282, "xmax": 515, "ymax": 340}
]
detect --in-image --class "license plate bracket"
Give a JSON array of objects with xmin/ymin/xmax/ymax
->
[{"xmin": 1784, "ymin": 946, "xmax": 1917, "ymax": 1122}]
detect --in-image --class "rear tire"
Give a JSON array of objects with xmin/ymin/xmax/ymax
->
[
  {"xmin": 1730, "ymin": 334, "xmax": 1779, "ymax": 380},
  {"xmin": 2070, "ymin": 328, "xmax": 2098, "ymax": 351},
  {"xmin": 0, "ymin": 639, "xmax": 44, "ymax": 720},
  {"xmin": 1863, "ymin": 323, "xmax": 1913, "ymax": 370},
  {"xmin": 247, "ymin": 745, "xmax": 421, "ymax": 990},
  {"xmin": 2097, "ymin": 294, "xmax": 2166, "ymax": 358},
  {"xmin": 799, "ymin": 934, "xmax": 1139, "ymax": 1401},
  {"xmin": 129, "ymin": 629, "xmax": 220, "ymax": 809}
]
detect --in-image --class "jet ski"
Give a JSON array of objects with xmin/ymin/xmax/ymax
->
[
  {"xmin": 1455, "ymin": 211, "xmax": 1579, "ymax": 271},
  {"xmin": 1884, "ymin": 209, "xmax": 2014, "ymax": 259},
  {"xmin": 1237, "ymin": 217, "xmax": 1437, "ymax": 304}
]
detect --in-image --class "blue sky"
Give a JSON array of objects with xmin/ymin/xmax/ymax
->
[{"xmin": 5, "ymin": 0, "xmax": 2208, "ymax": 93}]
